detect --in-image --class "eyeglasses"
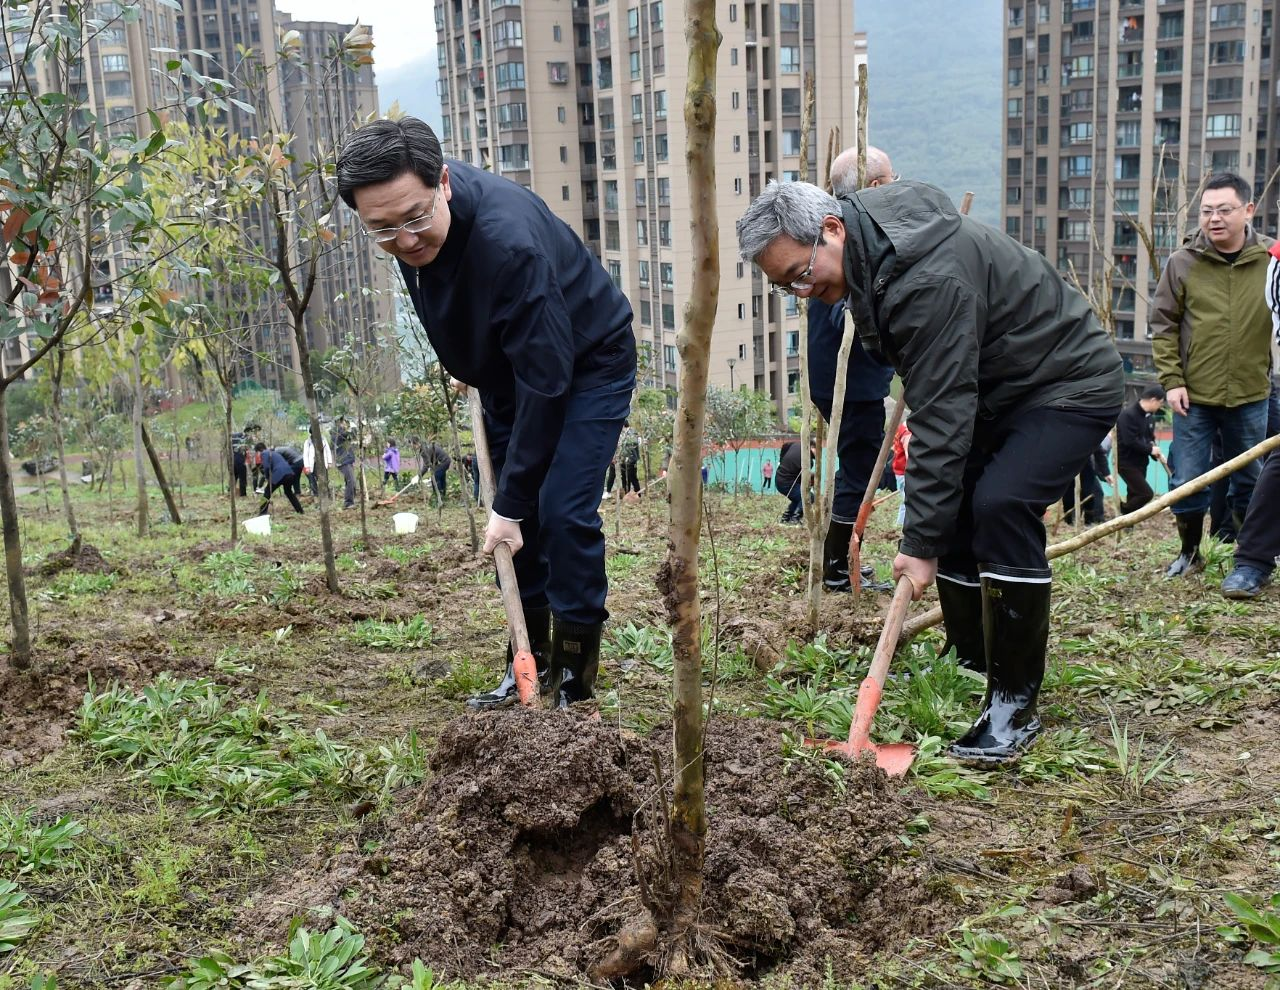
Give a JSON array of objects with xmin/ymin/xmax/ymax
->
[
  {"xmin": 363, "ymin": 185, "xmax": 440, "ymax": 243},
  {"xmin": 1199, "ymin": 204, "xmax": 1244, "ymax": 219},
  {"xmin": 769, "ymin": 230, "xmax": 822, "ymax": 297}
]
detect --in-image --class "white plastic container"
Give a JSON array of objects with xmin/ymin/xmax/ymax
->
[
  {"xmin": 243, "ymin": 514, "xmax": 272, "ymax": 536},
  {"xmin": 393, "ymin": 512, "xmax": 419, "ymax": 535}
]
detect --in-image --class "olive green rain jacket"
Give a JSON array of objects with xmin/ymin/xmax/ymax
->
[{"xmin": 1150, "ymin": 228, "xmax": 1275, "ymax": 407}]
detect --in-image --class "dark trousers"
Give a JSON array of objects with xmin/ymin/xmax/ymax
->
[
  {"xmin": 484, "ymin": 374, "xmax": 633, "ymax": 626},
  {"xmin": 433, "ymin": 466, "xmax": 448, "ymax": 500},
  {"xmin": 383, "ymin": 471, "xmax": 399, "ymax": 488},
  {"xmin": 938, "ymin": 405, "xmax": 1120, "ymax": 581},
  {"xmin": 233, "ymin": 463, "xmax": 247, "ymax": 498},
  {"xmin": 1118, "ymin": 458, "xmax": 1154, "ymax": 514},
  {"xmin": 831, "ymin": 400, "xmax": 887, "ymax": 525},
  {"xmin": 259, "ymin": 472, "xmax": 303, "ymax": 515},
  {"xmin": 777, "ymin": 475, "xmax": 804, "ymax": 519},
  {"xmin": 338, "ymin": 463, "xmax": 356, "ymax": 507},
  {"xmin": 1062, "ymin": 460, "xmax": 1105, "ymax": 524},
  {"xmin": 306, "ymin": 471, "xmax": 318, "ymax": 496},
  {"xmin": 1234, "ymin": 450, "xmax": 1280, "ymax": 577},
  {"xmin": 619, "ymin": 458, "xmax": 640, "ymax": 494},
  {"xmin": 604, "ymin": 462, "xmax": 616, "ymax": 492}
]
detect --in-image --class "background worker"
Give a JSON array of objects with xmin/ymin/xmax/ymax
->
[
  {"xmin": 737, "ymin": 179, "xmax": 1123, "ymax": 765},
  {"xmin": 255, "ymin": 443, "xmax": 305, "ymax": 515},
  {"xmin": 1151, "ymin": 173, "xmax": 1276, "ymax": 578},
  {"xmin": 339, "ymin": 116, "xmax": 636, "ymax": 709},
  {"xmin": 333, "ymin": 417, "xmax": 358, "ymax": 509},
  {"xmin": 806, "ymin": 145, "xmax": 896, "ymax": 594},
  {"xmin": 1116, "ymin": 384, "xmax": 1166, "ymax": 514}
]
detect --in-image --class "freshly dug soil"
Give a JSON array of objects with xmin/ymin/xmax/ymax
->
[
  {"xmin": 33, "ymin": 539, "xmax": 115, "ymax": 576},
  {"xmin": 253, "ymin": 709, "xmax": 947, "ymax": 986}
]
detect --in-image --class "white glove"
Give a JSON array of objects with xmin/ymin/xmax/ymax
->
[{"xmin": 482, "ymin": 512, "xmax": 523, "ymax": 556}]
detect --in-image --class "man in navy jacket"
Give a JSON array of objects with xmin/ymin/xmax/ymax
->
[{"xmin": 338, "ymin": 117, "xmax": 636, "ymax": 710}]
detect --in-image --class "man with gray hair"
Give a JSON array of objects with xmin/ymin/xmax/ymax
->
[
  {"xmin": 737, "ymin": 179, "xmax": 1123, "ymax": 765},
  {"xmin": 806, "ymin": 145, "xmax": 897, "ymax": 595}
]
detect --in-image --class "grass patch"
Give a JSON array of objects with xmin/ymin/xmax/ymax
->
[
  {"xmin": 75, "ymin": 675, "xmax": 425, "ymax": 819},
  {"xmin": 349, "ymin": 614, "xmax": 434, "ymax": 650}
]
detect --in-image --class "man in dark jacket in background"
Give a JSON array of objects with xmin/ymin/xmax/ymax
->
[
  {"xmin": 339, "ymin": 117, "xmax": 636, "ymax": 710},
  {"xmin": 738, "ymin": 179, "xmax": 1124, "ymax": 765},
  {"xmin": 1116, "ymin": 384, "xmax": 1166, "ymax": 514},
  {"xmin": 774, "ymin": 440, "xmax": 804, "ymax": 523},
  {"xmin": 807, "ymin": 144, "xmax": 896, "ymax": 594},
  {"xmin": 255, "ymin": 443, "xmax": 305, "ymax": 515},
  {"xmin": 333, "ymin": 417, "xmax": 357, "ymax": 509},
  {"xmin": 420, "ymin": 440, "xmax": 452, "ymax": 502}
]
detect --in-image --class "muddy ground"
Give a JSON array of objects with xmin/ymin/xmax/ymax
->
[{"xmin": 1, "ymin": 480, "xmax": 1277, "ymax": 989}]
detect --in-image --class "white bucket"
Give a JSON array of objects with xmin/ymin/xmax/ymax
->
[
  {"xmin": 393, "ymin": 512, "xmax": 419, "ymax": 535},
  {"xmin": 243, "ymin": 514, "xmax": 272, "ymax": 536}
]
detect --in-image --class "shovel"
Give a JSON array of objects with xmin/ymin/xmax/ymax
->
[
  {"xmin": 373, "ymin": 474, "xmax": 421, "ymax": 507},
  {"xmin": 817, "ymin": 575, "xmax": 916, "ymax": 775},
  {"xmin": 468, "ymin": 388, "xmax": 539, "ymax": 708}
]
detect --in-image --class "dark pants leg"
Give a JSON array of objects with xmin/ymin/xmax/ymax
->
[
  {"xmin": 484, "ymin": 374, "xmax": 633, "ymax": 625},
  {"xmin": 1267, "ymin": 379, "xmax": 1280, "ymax": 439},
  {"xmin": 1171, "ymin": 399, "xmax": 1268, "ymax": 518},
  {"xmin": 622, "ymin": 459, "xmax": 640, "ymax": 494},
  {"xmin": 339, "ymin": 463, "xmax": 356, "ymax": 506},
  {"xmin": 1234, "ymin": 450, "xmax": 1280, "ymax": 577},
  {"xmin": 259, "ymin": 473, "xmax": 304, "ymax": 515},
  {"xmin": 830, "ymin": 400, "xmax": 886, "ymax": 525},
  {"xmin": 307, "ymin": 471, "xmax": 318, "ymax": 496},
  {"xmin": 434, "ymin": 467, "xmax": 448, "ymax": 500},
  {"xmin": 234, "ymin": 464, "xmax": 247, "ymax": 498},
  {"xmin": 605, "ymin": 462, "xmax": 616, "ymax": 493},
  {"xmin": 1118, "ymin": 460, "xmax": 1154, "ymax": 514},
  {"xmin": 939, "ymin": 405, "xmax": 1121, "ymax": 578}
]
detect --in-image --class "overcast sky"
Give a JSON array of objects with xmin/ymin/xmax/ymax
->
[{"xmin": 281, "ymin": 0, "xmax": 435, "ymax": 73}]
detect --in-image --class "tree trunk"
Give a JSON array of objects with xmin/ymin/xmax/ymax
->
[
  {"xmin": 131, "ymin": 337, "xmax": 149, "ymax": 537},
  {"xmin": 355, "ymin": 401, "xmax": 371, "ymax": 549},
  {"xmin": 659, "ymin": 0, "xmax": 719, "ymax": 974},
  {"xmin": 0, "ymin": 391, "xmax": 33, "ymax": 670},
  {"xmin": 225, "ymin": 384, "xmax": 238, "ymax": 544},
  {"xmin": 140, "ymin": 423, "xmax": 182, "ymax": 525},
  {"xmin": 50, "ymin": 349, "xmax": 79, "ymax": 540},
  {"xmin": 291, "ymin": 316, "xmax": 339, "ymax": 593}
]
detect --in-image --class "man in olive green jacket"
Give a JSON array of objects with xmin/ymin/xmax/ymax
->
[{"xmin": 1150, "ymin": 173, "xmax": 1275, "ymax": 578}]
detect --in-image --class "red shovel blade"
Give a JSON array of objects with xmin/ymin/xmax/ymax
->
[
  {"xmin": 804, "ymin": 675, "xmax": 915, "ymax": 776},
  {"xmin": 513, "ymin": 648, "xmax": 539, "ymax": 708}
]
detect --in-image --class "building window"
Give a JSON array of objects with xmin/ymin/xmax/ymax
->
[
  {"xmin": 604, "ymin": 179, "xmax": 618, "ymax": 211},
  {"xmin": 659, "ymin": 220, "xmax": 672, "ymax": 246},
  {"xmin": 492, "ymin": 19, "xmax": 523, "ymax": 50},
  {"xmin": 597, "ymin": 57, "xmax": 612, "ymax": 88},
  {"xmin": 630, "ymin": 51, "xmax": 642, "ymax": 79},
  {"xmin": 660, "ymin": 262, "xmax": 674, "ymax": 288},
  {"xmin": 632, "ymin": 94, "xmax": 644, "ymax": 120},
  {"xmin": 1208, "ymin": 40, "xmax": 1245, "ymax": 65},
  {"xmin": 654, "ymin": 90, "xmax": 667, "ymax": 118},
  {"xmin": 635, "ymin": 179, "xmax": 646, "ymax": 205},
  {"xmin": 606, "ymin": 220, "xmax": 620, "ymax": 251},
  {"xmin": 636, "ymin": 218, "xmax": 648, "ymax": 243},
  {"xmin": 495, "ymin": 61, "xmax": 526, "ymax": 91},
  {"xmin": 650, "ymin": 1, "xmax": 664, "ymax": 32},
  {"xmin": 548, "ymin": 61, "xmax": 569, "ymax": 84},
  {"xmin": 553, "ymin": 24, "xmax": 562, "ymax": 42},
  {"xmin": 627, "ymin": 6, "xmax": 640, "ymax": 37},
  {"xmin": 102, "ymin": 53, "xmax": 129, "ymax": 72},
  {"xmin": 1205, "ymin": 113, "xmax": 1241, "ymax": 138},
  {"xmin": 782, "ymin": 129, "xmax": 801, "ymax": 155},
  {"xmin": 779, "ymin": 46, "xmax": 800, "ymax": 73},
  {"xmin": 640, "ymin": 300, "xmax": 652, "ymax": 325},
  {"xmin": 1061, "ymin": 155, "xmax": 1092, "ymax": 179},
  {"xmin": 657, "ymin": 177, "xmax": 670, "ymax": 206},
  {"xmin": 607, "ymin": 260, "xmax": 622, "ymax": 289},
  {"xmin": 498, "ymin": 143, "xmax": 529, "ymax": 171},
  {"xmin": 664, "ymin": 344, "xmax": 677, "ymax": 371},
  {"xmin": 1209, "ymin": 3, "xmax": 1246, "ymax": 28},
  {"xmin": 562, "ymin": 185, "xmax": 571, "ymax": 201},
  {"xmin": 638, "ymin": 260, "xmax": 650, "ymax": 286},
  {"xmin": 1008, "ymin": 67, "xmax": 1023, "ymax": 86},
  {"xmin": 662, "ymin": 304, "xmax": 675, "ymax": 330},
  {"xmin": 1007, "ymin": 97, "xmax": 1023, "ymax": 117},
  {"xmin": 655, "ymin": 133, "xmax": 668, "ymax": 162}
]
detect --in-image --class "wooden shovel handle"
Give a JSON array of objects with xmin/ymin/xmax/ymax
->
[
  {"xmin": 868, "ymin": 576, "xmax": 915, "ymax": 689},
  {"xmin": 469, "ymin": 388, "xmax": 532, "ymax": 657}
]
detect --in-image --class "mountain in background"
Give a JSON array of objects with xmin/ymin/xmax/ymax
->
[
  {"xmin": 856, "ymin": 0, "xmax": 1002, "ymax": 227},
  {"xmin": 376, "ymin": 54, "xmax": 443, "ymax": 130}
]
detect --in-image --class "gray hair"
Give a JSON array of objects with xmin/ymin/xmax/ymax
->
[{"xmin": 736, "ymin": 181, "xmax": 840, "ymax": 262}]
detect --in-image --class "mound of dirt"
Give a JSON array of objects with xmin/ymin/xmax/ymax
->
[
  {"xmin": 33, "ymin": 539, "xmax": 114, "ymax": 576},
  {"xmin": 249, "ymin": 710, "xmax": 946, "ymax": 985}
]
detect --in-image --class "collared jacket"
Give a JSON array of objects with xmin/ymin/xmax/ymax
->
[
  {"xmin": 333, "ymin": 425, "xmax": 356, "ymax": 467},
  {"xmin": 1150, "ymin": 228, "xmax": 1275, "ymax": 407},
  {"xmin": 399, "ymin": 161, "xmax": 636, "ymax": 520},
  {"xmin": 260, "ymin": 449, "xmax": 299, "ymax": 487},
  {"xmin": 839, "ymin": 180, "xmax": 1124, "ymax": 559}
]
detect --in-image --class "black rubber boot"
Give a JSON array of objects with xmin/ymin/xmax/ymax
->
[
  {"xmin": 936, "ymin": 575, "xmax": 985, "ymax": 674},
  {"xmin": 947, "ymin": 572, "xmax": 1049, "ymax": 765},
  {"xmin": 822, "ymin": 521, "xmax": 854, "ymax": 592},
  {"xmin": 1165, "ymin": 513, "xmax": 1205, "ymax": 578},
  {"xmin": 466, "ymin": 605, "xmax": 552, "ymax": 710},
  {"xmin": 547, "ymin": 620, "xmax": 604, "ymax": 709}
]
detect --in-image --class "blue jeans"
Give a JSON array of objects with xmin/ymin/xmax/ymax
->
[
  {"xmin": 1169, "ymin": 399, "xmax": 1269, "ymax": 517},
  {"xmin": 484, "ymin": 374, "xmax": 633, "ymax": 625}
]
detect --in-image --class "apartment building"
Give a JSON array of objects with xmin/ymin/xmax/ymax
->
[
  {"xmin": 181, "ymin": 2, "xmax": 398, "ymax": 391},
  {"xmin": 1002, "ymin": 0, "xmax": 1280, "ymax": 377},
  {"xmin": 435, "ymin": 0, "xmax": 863, "ymax": 417},
  {"xmin": 1, "ymin": 0, "xmax": 183, "ymax": 378}
]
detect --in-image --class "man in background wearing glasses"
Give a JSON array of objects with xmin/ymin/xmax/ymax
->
[
  {"xmin": 337, "ymin": 117, "xmax": 636, "ymax": 711},
  {"xmin": 736, "ymin": 179, "xmax": 1123, "ymax": 766},
  {"xmin": 1152, "ymin": 172, "xmax": 1276, "ymax": 579}
]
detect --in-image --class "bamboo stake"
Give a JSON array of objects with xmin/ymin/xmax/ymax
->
[{"xmin": 900, "ymin": 432, "xmax": 1280, "ymax": 642}]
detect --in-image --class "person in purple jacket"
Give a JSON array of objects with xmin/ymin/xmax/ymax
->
[
  {"xmin": 338, "ymin": 117, "xmax": 636, "ymax": 711},
  {"xmin": 382, "ymin": 439, "xmax": 400, "ymax": 490}
]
